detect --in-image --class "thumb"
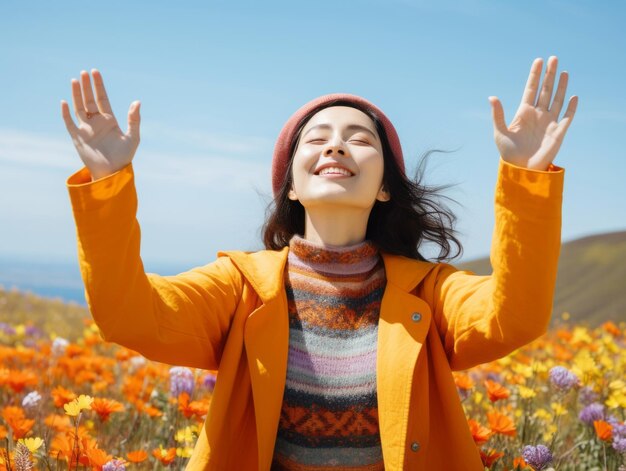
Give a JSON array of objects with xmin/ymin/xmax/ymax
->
[
  {"xmin": 488, "ymin": 96, "xmax": 507, "ymax": 135},
  {"xmin": 127, "ymin": 101, "xmax": 141, "ymax": 142}
]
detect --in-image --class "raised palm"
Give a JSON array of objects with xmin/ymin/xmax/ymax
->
[
  {"xmin": 61, "ymin": 69, "xmax": 141, "ymax": 181},
  {"xmin": 489, "ymin": 56, "xmax": 578, "ymax": 170}
]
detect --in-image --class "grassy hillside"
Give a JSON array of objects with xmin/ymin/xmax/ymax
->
[{"xmin": 458, "ymin": 229, "xmax": 626, "ymax": 328}]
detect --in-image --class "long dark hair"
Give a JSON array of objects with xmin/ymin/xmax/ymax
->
[{"xmin": 261, "ymin": 99, "xmax": 464, "ymax": 262}]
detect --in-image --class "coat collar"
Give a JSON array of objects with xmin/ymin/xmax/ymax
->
[{"xmin": 218, "ymin": 245, "xmax": 436, "ymax": 300}]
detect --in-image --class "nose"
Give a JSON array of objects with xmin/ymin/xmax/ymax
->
[{"xmin": 323, "ymin": 135, "xmax": 348, "ymax": 157}]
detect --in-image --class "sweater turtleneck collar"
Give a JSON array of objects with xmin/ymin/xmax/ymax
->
[{"xmin": 287, "ymin": 234, "xmax": 381, "ymax": 276}]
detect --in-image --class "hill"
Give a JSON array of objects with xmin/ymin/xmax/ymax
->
[{"xmin": 458, "ymin": 229, "xmax": 626, "ymax": 328}]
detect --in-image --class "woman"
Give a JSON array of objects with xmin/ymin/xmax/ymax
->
[{"xmin": 62, "ymin": 56, "xmax": 577, "ymax": 470}]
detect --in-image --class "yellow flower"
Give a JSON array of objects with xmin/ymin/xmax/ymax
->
[
  {"xmin": 561, "ymin": 312, "xmax": 570, "ymax": 321},
  {"xmin": 64, "ymin": 394, "xmax": 94, "ymax": 417},
  {"xmin": 571, "ymin": 327, "xmax": 592, "ymax": 344},
  {"xmin": 498, "ymin": 356, "xmax": 512, "ymax": 367},
  {"xmin": 550, "ymin": 402, "xmax": 567, "ymax": 417},
  {"xmin": 473, "ymin": 391, "xmax": 483, "ymax": 404},
  {"xmin": 599, "ymin": 355, "xmax": 614, "ymax": 371},
  {"xmin": 518, "ymin": 385, "xmax": 537, "ymax": 399},
  {"xmin": 609, "ymin": 380, "xmax": 625, "ymax": 391},
  {"xmin": 542, "ymin": 423, "xmax": 557, "ymax": 442},
  {"xmin": 15, "ymin": 324, "xmax": 26, "ymax": 336},
  {"xmin": 512, "ymin": 363, "xmax": 534, "ymax": 378},
  {"xmin": 601, "ymin": 335, "xmax": 619, "ymax": 353},
  {"xmin": 532, "ymin": 361, "xmax": 549, "ymax": 374},
  {"xmin": 176, "ymin": 446, "xmax": 194, "ymax": 458},
  {"xmin": 175, "ymin": 425, "xmax": 198, "ymax": 443},
  {"xmin": 18, "ymin": 437, "xmax": 44, "ymax": 453},
  {"xmin": 534, "ymin": 408, "xmax": 551, "ymax": 421},
  {"xmin": 572, "ymin": 350, "xmax": 596, "ymax": 378},
  {"xmin": 606, "ymin": 390, "xmax": 626, "ymax": 409}
]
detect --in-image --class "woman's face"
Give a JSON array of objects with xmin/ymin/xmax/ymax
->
[{"xmin": 288, "ymin": 106, "xmax": 389, "ymax": 210}]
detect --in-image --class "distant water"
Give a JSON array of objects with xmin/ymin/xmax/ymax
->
[{"xmin": 0, "ymin": 256, "xmax": 192, "ymax": 307}]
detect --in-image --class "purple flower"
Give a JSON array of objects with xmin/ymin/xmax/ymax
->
[
  {"xmin": 522, "ymin": 444, "xmax": 553, "ymax": 470},
  {"xmin": 548, "ymin": 366, "xmax": 579, "ymax": 392},
  {"xmin": 613, "ymin": 436, "xmax": 626, "ymax": 454},
  {"xmin": 102, "ymin": 459, "xmax": 126, "ymax": 471},
  {"xmin": 25, "ymin": 325, "xmax": 43, "ymax": 337},
  {"xmin": 579, "ymin": 402, "xmax": 605, "ymax": 425},
  {"xmin": 578, "ymin": 385, "xmax": 599, "ymax": 406},
  {"xmin": 169, "ymin": 366, "xmax": 194, "ymax": 398},
  {"xmin": 608, "ymin": 416, "xmax": 626, "ymax": 439},
  {"xmin": 203, "ymin": 372, "xmax": 217, "ymax": 392},
  {"xmin": 0, "ymin": 322, "xmax": 16, "ymax": 335}
]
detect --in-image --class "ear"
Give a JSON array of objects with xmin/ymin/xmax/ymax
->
[
  {"xmin": 288, "ymin": 186, "xmax": 298, "ymax": 201},
  {"xmin": 376, "ymin": 185, "xmax": 390, "ymax": 202}
]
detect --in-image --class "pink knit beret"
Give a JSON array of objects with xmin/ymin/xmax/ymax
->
[{"xmin": 271, "ymin": 93, "xmax": 405, "ymax": 196}]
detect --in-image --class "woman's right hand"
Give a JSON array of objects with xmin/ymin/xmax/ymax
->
[{"xmin": 61, "ymin": 69, "xmax": 141, "ymax": 181}]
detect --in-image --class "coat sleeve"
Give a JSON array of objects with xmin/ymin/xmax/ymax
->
[
  {"xmin": 66, "ymin": 163, "xmax": 243, "ymax": 370},
  {"xmin": 425, "ymin": 156, "xmax": 564, "ymax": 371}
]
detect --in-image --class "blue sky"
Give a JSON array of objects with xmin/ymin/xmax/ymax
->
[{"xmin": 1, "ymin": 0, "xmax": 625, "ymax": 273}]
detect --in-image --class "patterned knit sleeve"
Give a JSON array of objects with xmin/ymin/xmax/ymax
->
[
  {"xmin": 426, "ymin": 156, "xmax": 564, "ymax": 371},
  {"xmin": 66, "ymin": 163, "xmax": 243, "ymax": 370}
]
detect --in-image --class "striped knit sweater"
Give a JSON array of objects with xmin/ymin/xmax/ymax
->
[{"xmin": 271, "ymin": 234, "xmax": 386, "ymax": 470}]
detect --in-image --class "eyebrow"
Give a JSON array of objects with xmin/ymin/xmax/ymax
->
[{"xmin": 302, "ymin": 123, "xmax": 378, "ymax": 140}]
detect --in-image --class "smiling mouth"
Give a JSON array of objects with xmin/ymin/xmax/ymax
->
[{"xmin": 315, "ymin": 167, "xmax": 354, "ymax": 177}]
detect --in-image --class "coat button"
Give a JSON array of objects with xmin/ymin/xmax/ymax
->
[
  {"xmin": 411, "ymin": 312, "xmax": 422, "ymax": 322},
  {"xmin": 410, "ymin": 441, "xmax": 420, "ymax": 452}
]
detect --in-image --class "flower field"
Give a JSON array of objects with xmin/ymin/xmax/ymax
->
[{"xmin": 0, "ymin": 311, "xmax": 624, "ymax": 470}]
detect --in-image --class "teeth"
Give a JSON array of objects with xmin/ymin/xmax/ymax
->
[{"xmin": 318, "ymin": 167, "xmax": 352, "ymax": 176}]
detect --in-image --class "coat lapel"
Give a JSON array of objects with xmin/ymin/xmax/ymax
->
[
  {"xmin": 220, "ymin": 247, "xmax": 437, "ymax": 469},
  {"xmin": 377, "ymin": 253, "xmax": 438, "ymax": 468}
]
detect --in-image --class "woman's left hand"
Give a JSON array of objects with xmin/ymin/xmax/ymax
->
[{"xmin": 489, "ymin": 56, "xmax": 578, "ymax": 170}]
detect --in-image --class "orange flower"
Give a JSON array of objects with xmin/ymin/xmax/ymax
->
[
  {"xmin": 91, "ymin": 398, "xmax": 125, "ymax": 422},
  {"xmin": 467, "ymin": 419, "xmax": 493, "ymax": 446},
  {"xmin": 49, "ymin": 428, "xmax": 94, "ymax": 467},
  {"xmin": 65, "ymin": 344, "xmax": 85, "ymax": 358},
  {"xmin": 479, "ymin": 448, "xmax": 504, "ymax": 467},
  {"xmin": 136, "ymin": 401, "xmax": 163, "ymax": 418},
  {"xmin": 454, "ymin": 373, "xmax": 474, "ymax": 391},
  {"xmin": 126, "ymin": 450, "xmax": 148, "ymax": 463},
  {"xmin": 152, "ymin": 446, "xmax": 177, "ymax": 465},
  {"xmin": 84, "ymin": 448, "xmax": 113, "ymax": 470},
  {"xmin": 487, "ymin": 410, "xmax": 517, "ymax": 437},
  {"xmin": 44, "ymin": 413, "xmax": 73, "ymax": 432},
  {"xmin": 485, "ymin": 380, "xmax": 511, "ymax": 403},
  {"xmin": 513, "ymin": 456, "xmax": 530, "ymax": 469},
  {"xmin": 1, "ymin": 406, "xmax": 35, "ymax": 439},
  {"xmin": 51, "ymin": 386, "xmax": 77, "ymax": 408},
  {"xmin": 5, "ymin": 369, "xmax": 38, "ymax": 393},
  {"xmin": 593, "ymin": 420, "xmax": 613, "ymax": 441},
  {"xmin": 602, "ymin": 321, "xmax": 621, "ymax": 337},
  {"xmin": 178, "ymin": 392, "xmax": 210, "ymax": 420}
]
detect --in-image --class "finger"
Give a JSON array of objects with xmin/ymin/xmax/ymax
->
[
  {"xmin": 549, "ymin": 71, "xmax": 568, "ymax": 117},
  {"xmin": 488, "ymin": 96, "xmax": 508, "ymax": 135},
  {"xmin": 536, "ymin": 56, "xmax": 558, "ymax": 110},
  {"xmin": 91, "ymin": 69, "xmax": 114, "ymax": 114},
  {"xmin": 520, "ymin": 58, "xmax": 544, "ymax": 107},
  {"xmin": 80, "ymin": 70, "xmax": 99, "ymax": 114},
  {"xmin": 61, "ymin": 100, "xmax": 79, "ymax": 136},
  {"xmin": 126, "ymin": 101, "xmax": 141, "ymax": 142},
  {"xmin": 71, "ymin": 78, "xmax": 87, "ymax": 120},
  {"xmin": 554, "ymin": 96, "xmax": 578, "ymax": 139}
]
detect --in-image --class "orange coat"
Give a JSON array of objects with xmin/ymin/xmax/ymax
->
[{"xmin": 66, "ymin": 157, "xmax": 564, "ymax": 470}]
